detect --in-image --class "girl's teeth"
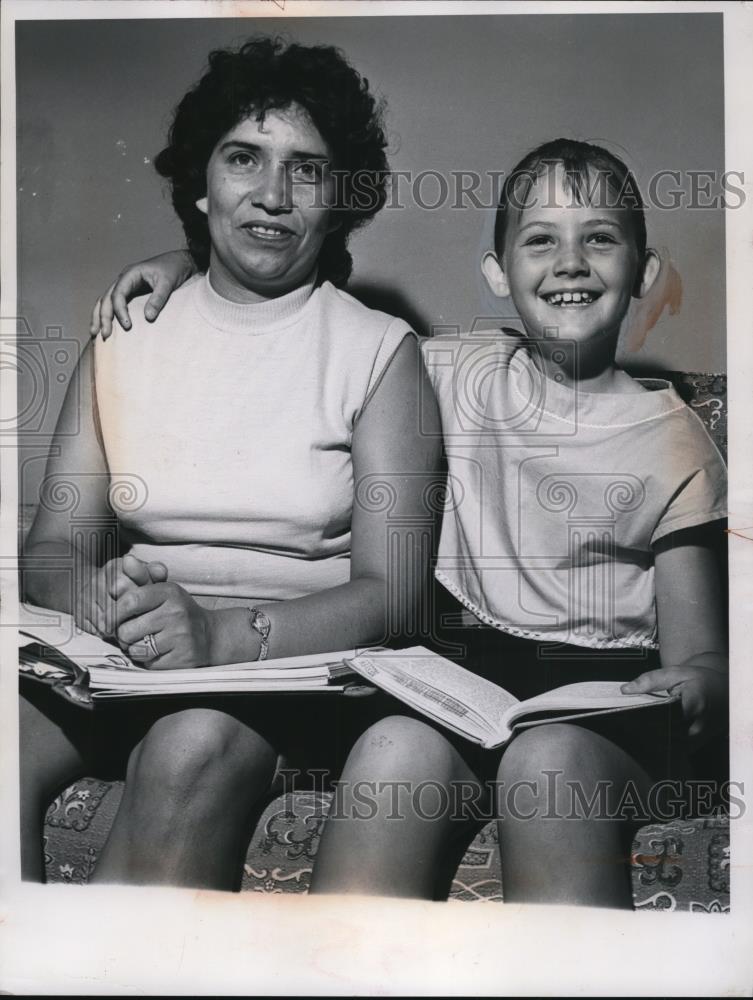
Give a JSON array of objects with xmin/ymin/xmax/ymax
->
[{"xmin": 546, "ymin": 291, "xmax": 594, "ymax": 305}]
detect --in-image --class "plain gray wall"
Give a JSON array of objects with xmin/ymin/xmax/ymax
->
[{"xmin": 16, "ymin": 13, "xmax": 725, "ymax": 498}]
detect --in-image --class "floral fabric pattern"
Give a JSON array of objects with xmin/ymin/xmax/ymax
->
[{"xmin": 630, "ymin": 817, "xmax": 730, "ymax": 913}]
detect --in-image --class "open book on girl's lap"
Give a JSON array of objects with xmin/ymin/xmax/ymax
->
[
  {"xmin": 347, "ymin": 647, "xmax": 678, "ymax": 749},
  {"xmin": 17, "ymin": 603, "xmax": 365, "ymax": 708}
]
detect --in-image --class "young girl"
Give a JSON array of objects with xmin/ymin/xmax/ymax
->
[{"xmin": 93, "ymin": 139, "xmax": 728, "ymax": 908}]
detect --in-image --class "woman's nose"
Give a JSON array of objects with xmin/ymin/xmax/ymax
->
[
  {"xmin": 252, "ymin": 164, "xmax": 292, "ymax": 213},
  {"xmin": 554, "ymin": 244, "xmax": 590, "ymax": 277}
]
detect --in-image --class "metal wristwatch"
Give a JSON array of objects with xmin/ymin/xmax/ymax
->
[{"xmin": 248, "ymin": 607, "xmax": 271, "ymax": 661}]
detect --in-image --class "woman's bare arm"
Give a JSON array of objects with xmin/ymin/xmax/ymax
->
[
  {"xmin": 21, "ymin": 344, "xmax": 161, "ymax": 633},
  {"xmin": 256, "ymin": 332, "xmax": 443, "ymax": 657},
  {"xmin": 22, "ymin": 345, "xmax": 111, "ymax": 611}
]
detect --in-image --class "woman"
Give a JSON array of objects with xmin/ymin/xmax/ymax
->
[{"xmin": 21, "ymin": 36, "xmax": 441, "ymax": 891}]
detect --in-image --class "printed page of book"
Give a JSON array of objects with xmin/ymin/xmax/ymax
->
[{"xmin": 350, "ymin": 647, "xmax": 519, "ymax": 744}]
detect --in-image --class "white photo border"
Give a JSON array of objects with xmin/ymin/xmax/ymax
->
[{"xmin": 1, "ymin": 1, "xmax": 752, "ymax": 995}]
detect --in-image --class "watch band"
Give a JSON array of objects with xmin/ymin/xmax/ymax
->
[{"xmin": 248, "ymin": 607, "xmax": 271, "ymax": 661}]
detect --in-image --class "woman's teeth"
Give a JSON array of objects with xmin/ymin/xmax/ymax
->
[
  {"xmin": 249, "ymin": 224, "xmax": 289, "ymax": 237},
  {"xmin": 544, "ymin": 291, "xmax": 596, "ymax": 306}
]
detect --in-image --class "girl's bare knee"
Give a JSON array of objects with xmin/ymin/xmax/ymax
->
[
  {"xmin": 498, "ymin": 723, "xmax": 598, "ymax": 783},
  {"xmin": 347, "ymin": 715, "xmax": 459, "ymax": 782}
]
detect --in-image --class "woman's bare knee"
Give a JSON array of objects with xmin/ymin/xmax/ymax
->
[{"xmin": 126, "ymin": 708, "xmax": 277, "ymax": 806}]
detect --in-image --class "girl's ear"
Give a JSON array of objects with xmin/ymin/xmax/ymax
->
[
  {"xmin": 623, "ymin": 248, "xmax": 683, "ymax": 352},
  {"xmin": 481, "ymin": 250, "xmax": 511, "ymax": 298},
  {"xmin": 196, "ymin": 196, "xmax": 208, "ymax": 215},
  {"xmin": 634, "ymin": 248, "xmax": 661, "ymax": 298}
]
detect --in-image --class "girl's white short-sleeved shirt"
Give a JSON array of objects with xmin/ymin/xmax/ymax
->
[{"xmin": 422, "ymin": 332, "xmax": 727, "ymax": 650}]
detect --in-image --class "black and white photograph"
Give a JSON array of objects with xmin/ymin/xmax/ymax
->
[{"xmin": 1, "ymin": 0, "xmax": 752, "ymax": 994}]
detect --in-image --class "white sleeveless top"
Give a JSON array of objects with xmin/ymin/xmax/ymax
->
[{"xmin": 94, "ymin": 273, "xmax": 410, "ymax": 602}]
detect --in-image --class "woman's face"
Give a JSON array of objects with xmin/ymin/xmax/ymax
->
[{"xmin": 197, "ymin": 103, "xmax": 337, "ymax": 301}]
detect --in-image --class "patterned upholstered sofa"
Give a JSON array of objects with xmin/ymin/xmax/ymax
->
[
  {"xmin": 24, "ymin": 372, "xmax": 730, "ymax": 910},
  {"xmin": 42, "ymin": 779, "xmax": 730, "ymax": 910}
]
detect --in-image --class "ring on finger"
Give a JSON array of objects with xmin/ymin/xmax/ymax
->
[
  {"xmin": 130, "ymin": 632, "xmax": 160, "ymax": 662},
  {"xmin": 143, "ymin": 633, "xmax": 159, "ymax": 659}
]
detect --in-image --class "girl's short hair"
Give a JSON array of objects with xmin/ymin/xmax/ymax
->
[
  {"xmin": 155, "ymin": 35, "xmax": 389, "ymax": 287},
  {"xmin": 493, "ymin": 138, "xmax": 647, "ymax": 260}
]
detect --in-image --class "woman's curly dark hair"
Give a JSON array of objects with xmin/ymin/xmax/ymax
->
[{"xmin": 154, "ymin": 36, "xmax": 389, "ymax": 287}]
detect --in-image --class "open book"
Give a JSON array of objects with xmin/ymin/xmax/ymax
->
[
  {"xmin": 17, "ymin": 604, "xmax": 364, "ymax": 708},
  {"xmin": 347, "ymin": 647, "xmax": 678, "ymax": 749}
]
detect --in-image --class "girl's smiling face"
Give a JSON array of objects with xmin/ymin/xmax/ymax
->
[{"xmin": 485, "ymin": 165, "xmax": 651, "ymax": 349}]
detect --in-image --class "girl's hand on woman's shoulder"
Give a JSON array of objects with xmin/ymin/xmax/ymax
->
[{"xmin": 90, "ymin": 249, "xmax": 197, "ymax": 340}]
